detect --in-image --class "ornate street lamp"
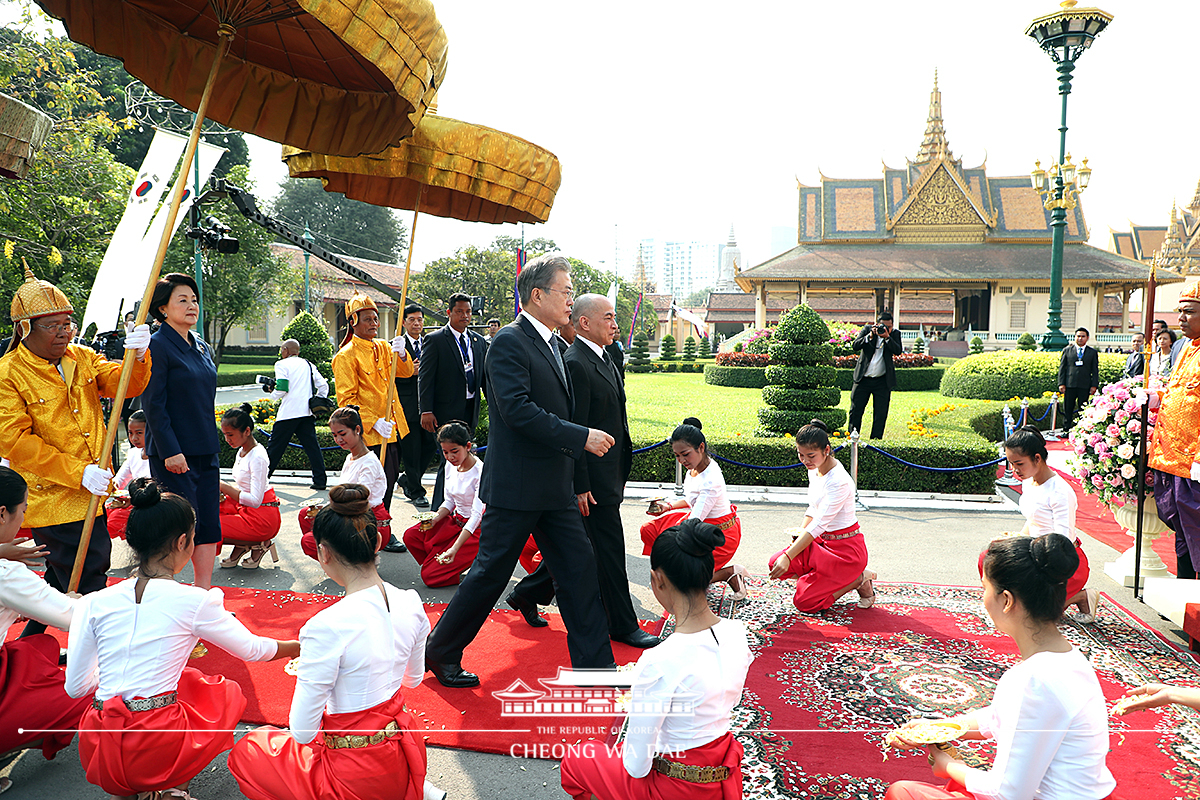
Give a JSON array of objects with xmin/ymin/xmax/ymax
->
[
  {"xmin": 302, "ymin": 223, "xmax": 314, "ymax": 314},
  {"xmin": 1025, "ymin": 0, "xmax": 1112, "ymax": 351}
]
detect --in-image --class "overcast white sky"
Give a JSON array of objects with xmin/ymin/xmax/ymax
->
[{"xmin": 32, "ymin": 0, "xmax": 1200, "ymax": 277}]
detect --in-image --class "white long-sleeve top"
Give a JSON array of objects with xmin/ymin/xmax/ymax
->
[
  {"xmin": 0, "ymin": 559, "xmax": 73, "ymax": 633},
  {"xmin": 804, "ymin": 459, "xmax": 857, "ymax": 536},
  {"xmin": 1019, "ymin": 474, "xmax": 1077, "ymax": 539},
  {"xmin": 65, "ymin": 579, "xmax": 278, "ymax": 702},
  {"xmin": 622, "ymin": 618, "xmax": 752, "ymax": 778},
  {"xmin": 114, "ymin": 445, "xmax": 151, "ymax": 490},
  {"xmin": 440, "ymin": 459, "xmax": 484, "ymax": 534},
  {"xmin": 684, "ymin": 460, "xmax": 732, "ymax": 521},
  {"xmin": 964, "ymin": 648, "xmax": 1115, "ymax": 800},
  {"xmin": 232, "ymin": 443, "xmax": 270, "ymax": 508},
  {"xmin": 270, "ymin": 355, "xmax": 329, "ymax": 421},
  {"xmin": 289, "ymin": 582, "xmax": 430, "ymax": 744},
  {"xmin": 338, "ymin": 451, "xmax": 387, "ymax": 508}
]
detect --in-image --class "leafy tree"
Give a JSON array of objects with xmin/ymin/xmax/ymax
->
[
  {"xmin": 163, "ymin": 165, "xmax": 298, "ymax": 363},
  {"xmin": 271, "ymin": 177, "xmax": 407, "ymax": 263},
  {"xmin": 697, "ymin": 335, "xmax": 711, "ymax": 358},
  {"xmin": 659, "ymin": 334, "xmax": 676, "ymax": 361},
  {"xmin": 627, "ymin": 330, "xmax": 651, "ymax": 373},
  {"xmin": 682, "ymin": 336, "xmax": 697, "ymax": 361},
  {"xmin": 412, "ymin": 244, "xmax": 519, "ymax": 320},
  {"xmin": 682, "ymin": 287, "xmax": 712, "ymax": 307}
]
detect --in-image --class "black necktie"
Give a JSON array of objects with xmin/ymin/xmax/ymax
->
[
  {"xmin": 412, "ymin": 336, "xmax": 421, "ymax": 361},
  {"xmin": 457, "ymin": 334, "xmax": 476, "ymax": 394}
]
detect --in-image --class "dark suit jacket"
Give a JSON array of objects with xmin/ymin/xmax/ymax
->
[
  {"xmin": 564, "ymin": 339, "xmax": 632, "ymax": 506},
  {"xmin": 851, "ymin": 326, "xmax": 904, "ymax": 389},
  {"xmin": 1124, "ymin": 350, "xmax": 1145, "ymax": 379},
  {"xmin": 1058, "ymin": 344, "xmax": 1100, "ymax": 389},
  {"xmin": 143, "ymin": 326, "xmax": 219, "ymax": 458},
  {"xmin": 396, "ymin": 334, "xmax": 422, "ymax": 404},
  {"xmin": 417, "ymin": 325, "xmax": 488, "ymax": 432},
  {"xmin": 605, "ymin": 342, "xmax": 625, "ymax": 377},
  {"xmin": 477, "ymin": 316, "xmax": 589, "ymax": 511}
]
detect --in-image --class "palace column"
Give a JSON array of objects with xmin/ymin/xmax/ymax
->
[
  {"xmin": 892, "ymin": 282, "xmax": 902, "ymax": 326},
  {"xmin": 755, "ymin": 283, "xmax": 767, "ymax": 329},
  {"xmin": 799, "ymin": 281, "xmax": 807, "ymax": 308},
  {"xmin": 1121, "ymin": 288, "xmax": 1130, "ymax": 333}
]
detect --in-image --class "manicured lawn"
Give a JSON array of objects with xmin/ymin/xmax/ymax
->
[
  {"xmin": 217, "ymin": 361, "xmax": 275, "ymax": 374},
  {"xmin": 624, "ymin": 373, "xmax": 998, "ymax": 440}
]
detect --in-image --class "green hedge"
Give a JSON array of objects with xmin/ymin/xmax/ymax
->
[
  {"xmin": 649, "ymin": 361, "xmax": 706, "ymax": 373},
  {"xmin": 217, "ymin": 355, "xmax": 279, "ymax": 366},
  {"xmin": 217, "ymin": 368, "xmax": 274, "ymax": 387},
  {"xmin": 940, "ymin": 351, "xmax": 1126, "ymax": 400},
  {"xmin": 628, "ymin": 434, "xmax": 998, "ymax": 493},
  {"xmin": 757, "ymin": 407, "xmax": 848, "ymax": 435},
  {"xmin": 832, "ymin": 366, "xmax": 947, "ymax": 391},
  {"xmin": 768, "ymin": 342, "xmax": 833, "ymax": 365},
  {"xmin": 765, "ymin": 364, "xmax": 836, "ymax": 388},
  {"xmin": 703, "ymin": 364, "xmax": 768, "ymax": 388},
  {"xmin": 761, "ymin": 385, "xmax": 841, "ymax": 410}
]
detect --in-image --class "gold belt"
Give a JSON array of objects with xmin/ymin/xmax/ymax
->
[
  {"xmin": 93, "ymin": 690, "xmax": 177, "ymax": 712},
  {"xmin": 651, "ymin": 757, "xmax": 730, "ymax": 783},
  {"xmin": 714, "ymin": 516, "xmax": 737, "ymax": 531},
  {"xmin": 822, "ymin": 529, "xmax": 860, "ymax": 541},
  {"xmin": 261, "ymin": 500, "xmax": 281, "ymax": 507},
  {"xmin": 324, "ymin": 720, "xmax": 401, "ymax": 749}
]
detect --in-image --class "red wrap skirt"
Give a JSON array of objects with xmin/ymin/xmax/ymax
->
[
  {"xmin": 560, "ymin": 731, "xmax": 743, "ymax": 800},
  {"xmin": 228, "ymin": 688, "xmax": 426, "ymax": 800},
  {"xmin": 402, "ymin": 514, "xmax": 479, "ymax": 587},
  {"xmin": 0, "ymin": 633, "xmax": 91, "ymax": 758},
  {"xmin": 219, "ymin": 489, "xmax": 282, "ymax": 544},
  {"xmin": 300, "ymin": 504, "xmax": 391, "ymax": 560},
  {"xmin": 769, "ymin": 524, "xmax": 869, "ymax": 612},
  {"xmin": 885, "ymin": 778, "xmax": 1117, "ymax": 800},
  {"xmin": 78, "ymin": 666, "xmax": 246, "ymax": 796},
  {"xmin": 519, "ymin": 534, "xmax": 543, "ymax": 575},
  {"xmin": 640, "ymin": 508, "xmax": 742, "ymax": 572},
  {"xmin": 105, "ymin": 503, "xmax": 131, "ymax": 539},
  {"xmin": 977, "ymin": 536, "xmax": 1090, "ymax": 603}
]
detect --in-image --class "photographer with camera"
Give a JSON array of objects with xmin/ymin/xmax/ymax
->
[
  {"xmin": 848, "ymin": 312, "xmax": 903, "ymax": 440},
  {"xmin": 263, "ymin": 338, "xmax": 330, "ymax": 490}
]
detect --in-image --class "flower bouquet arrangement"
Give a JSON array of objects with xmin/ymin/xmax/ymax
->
[{"xmin": 1066, "ymin": 376, "xmax": 1162, "ymax": 509}]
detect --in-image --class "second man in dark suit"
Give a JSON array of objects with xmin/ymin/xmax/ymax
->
[
  {"xmin": 1058, "ymin": 326, "xmax": 1100, "ymax": 427},
  {"xmin": 397, "ymin": 304, "xmax": 435, "ymax": 508},
  {"xmin": 848, "ymin": 312, "xmax": 903, "ymax": 439},
  {"xmin": 418, "ymin": 292, "xmax": 488, "ymax": 510}
]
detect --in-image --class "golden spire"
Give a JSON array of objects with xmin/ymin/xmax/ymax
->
[
  {"xmin": 914, "ymin": 69, "xmax": 954, "ymax": 165},
  {"xmin": 1153, "ymin": 204, "xmax": 1192, "ymax": 274},
  {"xmin": 1190, "ymin": 176, "xmax": 1200, "ymax": 217}
]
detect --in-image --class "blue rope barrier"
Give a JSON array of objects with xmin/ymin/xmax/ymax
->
[
  {"xmin": 710, "ymin": 443, "xmax": 846, "ymax": 471},
  {"xmin": 863, "ymin": 444, "xmax": 1004, "ymax": 472},
  {"xmin": 259, "ymin": 429, "xmax": 341, "ymax": 451},
  {"xmin": 1033, "ymin": 403, "xmax": 1053, "ymax": 422},
  {"xmin": 633, "ymin": 439, "xmax": 669, "ymax": 454}
]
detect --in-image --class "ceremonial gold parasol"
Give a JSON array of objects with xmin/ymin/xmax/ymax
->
[
  {"xmin": 282, "ymin": 111, "xmax": 561, "ymax": 464},
  {"xmin": 48, "ymin": 0, "xmax": 447, "ymax": 591},
  {"xmin": 0, "ymin": 92, "xmax": 52, "ymax": 180}
]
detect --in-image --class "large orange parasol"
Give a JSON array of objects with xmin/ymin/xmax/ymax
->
[
  {"xmin": 0, "ymin": 92, "xmax": 52, "ymax": 179},
  {"xmin": 282, "ymin": 111, "xmax": 561, "ymax": 464},
  {"xmin": 42, "ymin": 0, "xmax": 448, "ymax": 590}
]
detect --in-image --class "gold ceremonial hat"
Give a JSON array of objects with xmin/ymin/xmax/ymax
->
[
  {"xmin": 1180, "ymin": 282, "xmax": 1200, "ymax": 304},
  {"xmin": 10, "ymin": 265, "xmax": 72, "ymax": 322},
  {"xmin": 345, "ymin": 291, "xmax": 378, "ymax": 323}
]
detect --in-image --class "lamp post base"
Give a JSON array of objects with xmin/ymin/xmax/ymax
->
[{"xmin": 1040, "ymin": 328, "xmax": 1069, "ymax": 352}]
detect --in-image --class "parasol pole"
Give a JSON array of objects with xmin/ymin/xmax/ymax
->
[
  {"xmin": 1133, "ymin": 263, "xmax": 1157, "ymax": 600},
  {"xmin": 379, "ymin": 184, "xmax": 423, "ymax": 470},
  {"xmin": 69, "ymin": 28, "xmax": 235, "ymax": 591}
]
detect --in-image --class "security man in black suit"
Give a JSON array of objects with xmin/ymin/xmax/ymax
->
[
  {"xmin": 1123, "ymin": 332, "xmax": 1145, "ymax": 380},
  {"xmin": 418, "ymin": 292, "xmax": 488, "ymax": 510},
  {"xmin": 424, "ymin": 255, "xmax": 616, "ymax": 687},
  {"xmin": 396, "ymin": 304, "xmax": 435, "ymax": 508},
  {"xmin": 848, "ymin": 311, "xmax": 903, "ymax": 439},
  {"xmin": 506, "ymin": 295, "xmax": 658, "ymax": 649},
  {"xmin": 1058, "ymin": 326, "xmax": 1100, "ymax": 427}
]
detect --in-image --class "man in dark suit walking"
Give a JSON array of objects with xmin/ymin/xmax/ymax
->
[
  {"xmin": 1058, "ymin": 326, "xmax": 1100, "ymax": 427},
  {"xmin": 848, "ymin": 312, "xmax": 903, "ymax": 439},
  {"xmin": 396, "ymin": 304, "xmax": 434, "ymax": 508},
  {"xmin": 506, "ymin": 294, "xmax": 658, "ymax": 649},
  {"xmin": 424, "ymin": 255, "xmax": 616, "ymax": 687},
  {"xmin": 418, "ymin": 292, "xmax": 488, "ymax": 510},
  {"xmin": 1124, "ymin": 332, "xmax": 1145, "ymax": 379}
]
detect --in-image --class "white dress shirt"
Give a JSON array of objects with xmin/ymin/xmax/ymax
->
[
  {"xmin": 964, "ymin": 648, "xmax": 1116, "ymax": 800},
  {"xmin": 289, "ymin": 582, "xmax": 430, "ymax": 743},
  {"xmin": 865, "ymin": 334, "xmax": 887, "ymax": 378},
  {"xmin": 622, "ymin": 618, "xmax": 752, "ymax": 778},
  {"xmin": 685, "ymin": 460, "xmax": 732, "ymax": 520},
  {"xmin": 447, "ymin": 325, "xmax": 476, "ymax": 400},
  {"xmin": 520, "ymin": 311, "xmax": 554, "ymax": 346},
  {"xmin": 65, "ymin": 580, "xmax": 278, "ymax": 702},
  {"xmin": 440, "ymin": 459, "xmax": 484, "ymax": 534},
  {"xmin": 115, "ymin": 445, "xmax": 151, "ymax": 489},
  {"xmin": 271, "ymin": 355, "xmax": 329, "ymax": 421},
  {"xmin": 1019, "ymin": 474, "xmax": 1077, "ymax": 539},
  {"xmin": 232, "ymin": 443, "xmax": 270, "ymax": 508},
  {"xmin": 0, "ymin": 559, "xmax": 73, "ymax": 633},
  {"xmin": 339, "ymin": 451, "xmax": 387, "ymax": 508},
  {"xmin": 805, "ymin": 459, "xmax": 857, "ymax": 535}
]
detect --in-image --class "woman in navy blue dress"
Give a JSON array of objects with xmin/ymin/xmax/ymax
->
[{"xmin": 142, "ymin": 273, "xmax": 221, "ymax": 589}]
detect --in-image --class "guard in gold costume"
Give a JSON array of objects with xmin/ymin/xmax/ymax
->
[
  {"xmin": 331, "ymin": 292, "xmax": 412, "ymax": 550},
  {"xmin": 1149, "ymin": 283, "xmax": 1200, "ymax": 579},
  {"xmin": 0, "ymin": 268, "xmax": 151, "ymax": 622}
]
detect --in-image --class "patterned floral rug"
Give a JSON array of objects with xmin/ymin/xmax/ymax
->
[{"xmin": 665, "ymin": 578, "xmax": 1200, "ymax": 799}]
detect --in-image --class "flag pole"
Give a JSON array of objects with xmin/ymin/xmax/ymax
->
[{"xmin": 1134, "ymin": 262, "xmax": 1157, "ymax": 600}]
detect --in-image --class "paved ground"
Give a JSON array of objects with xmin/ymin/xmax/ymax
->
[{"xmin": 1, "ymin": 473, "xmax": 1182, "ymax": 799}]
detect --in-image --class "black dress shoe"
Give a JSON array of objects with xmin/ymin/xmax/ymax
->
[
  {"xmin": 612, "ymin": 629, "xmax": 660, "ymax": 649},
  {"xmin": 412, "ymin": 495, "xmax": 430, "ymax": 508},
  {"xmin": 505, "ymin": 590, "xmax": 549, "ymax": 628},
  {"xmin": 310, "ymin": 484, "xmax": 327, "ymax": 491},
  {"xmin": 382, "ymin": 535, "xmax": 407, "ymax": 553},
  {"xmin": 427, "ymin": 659, "xmax": 480, "ymax": 688}
]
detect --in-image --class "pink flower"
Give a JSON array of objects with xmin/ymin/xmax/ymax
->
[
  {"xmin": 1089, "ymin": 433, "xmax": 1103, "ymax": 446},
  {"xmin": 1107, "ymin": 474, "xmax": 1123, "ymax": 487},
  {"xmin": 1074, "ymin": 443, "xmax": 1086, "ymax": 455},
  {"xmin": 1107, "ymin": 424, "xmax": 1121, "ymax": 438},
  {"xmin": 1114, "ymin": 387, "xmax": 1130, "ymax": 402},
  {"xmin": 1125, "ymin": 399, "xmax": 1139, "ymax": 413},
  {"xmin": 1079, "ymin": 467, "xmax": 1090, "ymax": 479},
  {"xmin": 1127, "ymin": 420, "xmax": 1141, "ymax": 435},
  {"xmin": 1091, "ymin": 475, "xmax": 1104, "ymax": 488},
  {"xmin": 1115, "ymin": 410, "xmax": 1130, "ymax": 424}
]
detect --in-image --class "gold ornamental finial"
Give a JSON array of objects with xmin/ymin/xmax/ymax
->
[
  {"xmin": 915, "ymin": 70, "xmax": 953, "ymax": 166},
  {"xmin": 1060, "ymin": 0, "xmax": 1078, "ymax": 8},
  {"xmin": 1153, "ymin": 203, "xmax": 1192, "ymax": 274}
]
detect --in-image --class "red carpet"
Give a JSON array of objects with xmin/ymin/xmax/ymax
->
[
  {"xmin": 724, "ymin": 577, "xmax": 1200, "ymax": 799},
  {"xmin": 8, "ymin": 583, "xmax": 663, "ymax": 757}
]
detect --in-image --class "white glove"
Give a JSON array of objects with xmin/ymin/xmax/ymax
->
[
  {"xmin": 1191, "ymin": 463, "xmax": 1200, "ymax": 483},
  {"xmin": 1133, "ymin": 388, "xmax": 1161, "ymax": 410},
  {"xmin": 124, "ymin": 324, "xmax": 151, "ymax": 359},
  {"xmin": 82, "ymin": 464, "xmax": 113, "ymax": 496},
  {"xmin": 372, "ymin": 418, "xmax": 395, "ymax": 439},
  {"xmin": 390, "ymin": 336, "xmax": 408, "ymax": 358}
]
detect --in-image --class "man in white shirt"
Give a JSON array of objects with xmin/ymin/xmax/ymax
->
[{"xmin": 265, "ymin": 338, "xmax": 330, "ymax": 490}]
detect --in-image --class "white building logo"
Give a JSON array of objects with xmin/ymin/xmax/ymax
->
[{"xmin": 491, "ymin": 667, "xmax": 699, "ymax": 717}]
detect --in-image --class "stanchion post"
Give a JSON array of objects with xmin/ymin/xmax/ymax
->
[
  {"xmin": 1044, "ymin": 392, "xmax": 1061, "ymax": 440},
  {"xmin": 851, "ymin": 429, "xmax": 869, "ymax": 512},
  {"xmin": 996, "ymin": 406, "xmax": 1021, "ymax": 487},
  {"xmin": 674, "ymin": 459, "xmax": 684, "ymax": 496},
  {"xmin": 1019, "ymin": 397, "xmax": 1029, "ymax": 428}
]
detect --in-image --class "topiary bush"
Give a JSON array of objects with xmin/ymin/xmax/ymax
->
[
  {"xmin": 912, "ymin": 337, "xmax": 925, "ymax": 355},
  {"xmin": 1015, "ymin": 332, "xmax": 1037, "ymax": 351},
  {"xmin": 682, "ymin": 336, "xmax": 697, "ymax": 361},
  {"xmin": 970, "ymin": 336, "xmax": 984, "ymax": 355},
  {"xmin": 659, "ymin": 334, "xmax": 676, "ymax": 361},
  {"xmin": 757, "ymin": 304, "xmax": 840, "ymax": 437},
  {"xmin": 697, "ymin": 336, "xmax": 711, "ymax": 358},
  {"xmin": 282, "ymin": 311, "xmax": 335, "ymax": 386},
  {"xmin": 703, "ymin": 364, "xmax": 769, "ymax": 388},
  {"xmin": 940, "ymin": 350, "xmax": 1126, "ymax": 400},
  {"xmin": 628, "ymin": 330, "xmax": 652, "ymax": 373}
]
